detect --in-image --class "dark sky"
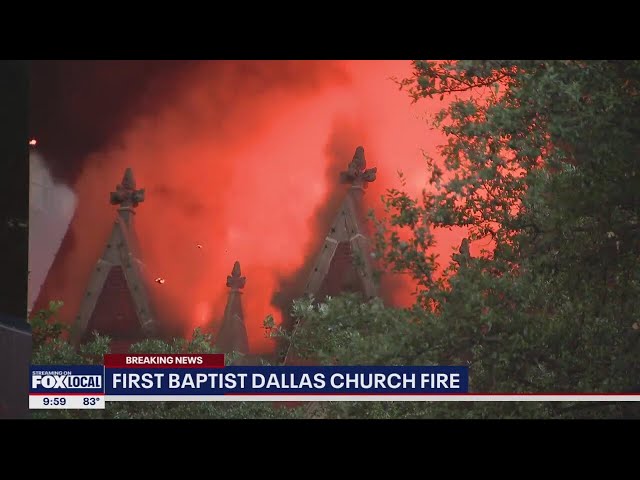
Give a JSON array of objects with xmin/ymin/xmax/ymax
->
[
  {"xmin": 1, "ymin": 61, "xmax": 29, "ymax": 323},
  {"xmin": 30, "ymin": 60, "xmax": 201, "ymax": 185}
]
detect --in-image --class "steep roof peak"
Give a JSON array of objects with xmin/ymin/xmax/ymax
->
[{"xmin": 216, "ymin": 260, "xmax": 249, "ymax": 355}]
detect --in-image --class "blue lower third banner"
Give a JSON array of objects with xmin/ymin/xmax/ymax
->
[
  {"xmin": 29, "ymin": 355, "xmax": 470, "ymax": 408},
  {"xmin": 106, "ymin": 365, "xmax": 469, "ymax": 397},
  {"xmin": 29, "ymin": 361, "xmax": 640, "ymax": 405}
]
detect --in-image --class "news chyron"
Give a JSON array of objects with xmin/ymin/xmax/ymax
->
[{"xmin": 29, "ymin": 354, "xmax": 469, "ymax": 408}]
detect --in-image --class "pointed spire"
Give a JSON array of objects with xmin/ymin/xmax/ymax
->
[
  {"xmin": 110, "ymin": 167, "xmax": 145, "ymax": 224},
  {"xmin": 286, "ymin": 146, "xmax": 381, "ymax": 365},
  {"xmin": 302, "ymin": 146, "xmax": 378, "ymax": 301},
  {"xmin": 72, "ymin": 167, "xmax": 157, "ymax": 349},
  {"xmin": 216, "ymin": 261, "xmax": 249, "ymax": 355}
]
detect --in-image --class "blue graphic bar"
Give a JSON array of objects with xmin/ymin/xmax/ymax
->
[{"xmin": 105, "ymin": 366, "xmax": 468, "ymax": 395}]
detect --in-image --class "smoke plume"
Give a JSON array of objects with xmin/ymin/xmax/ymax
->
[
  {"xmin": 28, "ymin": 150, "xmax": 76, "ymax": 312},
  {"xmin": 33, "ymin": 60, "xmax": 468, "ymax": 353}
]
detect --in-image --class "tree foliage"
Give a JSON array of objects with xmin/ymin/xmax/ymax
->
[
  {"xmin": 29, "ymin": 300, "xmax": 67, "ymax": 349},
  {"xmin": 284, "ymin": 60, "xmax": 640, "ymax": 418}
]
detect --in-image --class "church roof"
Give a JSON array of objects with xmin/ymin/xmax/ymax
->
[
  {"xmin": 215, "ymin": 261, "xmax": 249, "ymax": 355},
  {"xmin": 70, "ymin": 168, "xmax": 158, "ymax": 346},
  {"xmin": 304, "ymin": 146, "xmax": 378, "ymax": 300},
  {"xmin": 283, "ymin": 146, "xmax": 379, "ymax": 365}
]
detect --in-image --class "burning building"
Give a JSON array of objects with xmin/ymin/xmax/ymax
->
[
  {"xmin": 304, "ymin": 146, "xmax": 378, "ymax": 301},
  {"xmin": 33, "ymin": 146, "xmax": 382, "ymax": 357},
  {"xmin": 213, "ymin": 260, "xmax": 249, "ymax": 355},
  {"xmin": 281, "ymin": 146, "xmax": 380, "ymax": 365},
  {"xmin": 71, "ymin": 167, "xmax": 158, "ymax": 352},
  {"xmin": 30, "ymin": 60, "xmax": 459, "ymax": 357}
]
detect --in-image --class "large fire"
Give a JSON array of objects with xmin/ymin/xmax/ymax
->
[{"xmin": 38, "ymin": 60, "xmax": 469, "ymax": 353}]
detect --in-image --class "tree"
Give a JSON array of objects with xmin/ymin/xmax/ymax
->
[{"xmin": 281, "ymin": 61, "xmax": 640, "ymax": 418}]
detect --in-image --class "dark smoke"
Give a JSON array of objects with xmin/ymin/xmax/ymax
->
[{"xmin": 30, "ymin": 60, "xmax": 199, "ymax": 185}]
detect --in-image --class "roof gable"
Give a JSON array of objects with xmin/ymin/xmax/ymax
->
[
  {"xmin": 71, "ymin": 168, "xmax": 157, "ymax": 345},
  {"xmin": 214, "ymin": 261, "xmax": 249, "ymax": 355},
  {"xmin": 304, "ymin": 146, "xmax": 378, "ymax": 300}
]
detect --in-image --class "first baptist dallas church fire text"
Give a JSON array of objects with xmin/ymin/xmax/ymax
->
[
  {"xmin": 119, "ymin": 355, "xmax": 464, "ymax": 390},
  {"xmin": 112, "ymin": 371, "xmax": 462, "ymax": 390}
]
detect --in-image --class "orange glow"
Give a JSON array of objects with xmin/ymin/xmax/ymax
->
[{"xmin": 44, "ymin": 61, "xmax": 470, "ymax": 353}]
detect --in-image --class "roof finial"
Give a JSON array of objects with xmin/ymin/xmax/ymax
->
[
  {"xmin": 110, "ymin": 167, "xmax": 145, "ymax": 209},
  {"xmin": 226, "ymin": 261, "xmax": 246, "ymax": 291},
  {"xmin": 339, "ymin": 146, "xmax": 377, "ymax": 188},
  {"xmin": 455, "ymin": 238, "xmax": 471, "ymax": 267}
]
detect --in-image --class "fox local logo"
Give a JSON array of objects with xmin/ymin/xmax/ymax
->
[{"xmin": 31, "ymin": 370, "xmax": 103, "ymax": 389}]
